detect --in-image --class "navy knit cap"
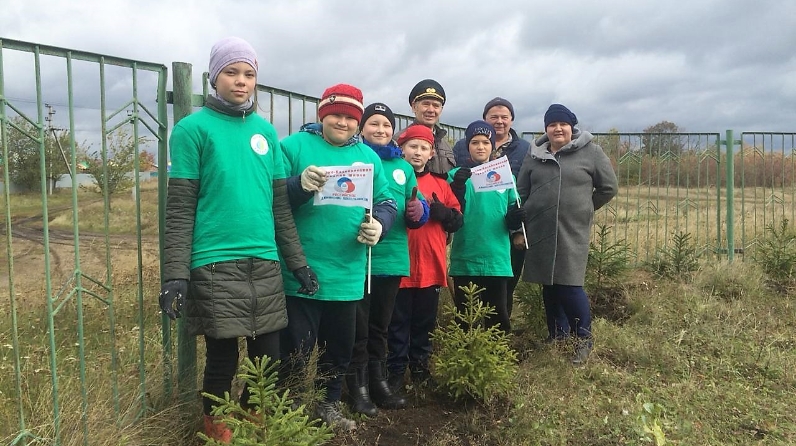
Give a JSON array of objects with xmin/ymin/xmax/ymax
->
[
  {"xmin": 483, "ymin": 97, "xmax": 515, "ymax": 120},
  {"xmin": 465, "ymin": 120, "xmax": 496, "ymax": 149},
  {"xmin": 360, "ymin": 102, "xmax": 396, "ymax": 131},
  {"xmin": 544, "ymin": 104, "xmax": 578, "ymax": 127},
  {"xmin": 208, "ymin": 37, "xmax": 258, "ymax": 87}
]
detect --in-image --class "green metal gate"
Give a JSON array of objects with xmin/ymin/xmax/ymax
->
[{"xmin": 0, "ymin": 38, "xmax": 167, "ymax": 445}]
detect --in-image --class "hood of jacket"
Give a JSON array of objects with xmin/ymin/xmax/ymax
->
[{"xmin": 530, "ymin": 128, "xmax": 594, "ymax": 161}]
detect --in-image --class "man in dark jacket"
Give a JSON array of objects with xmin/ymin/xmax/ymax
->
[{"xmin": 452, "ymin": 97, "xmax": 531, "ymax": 317}]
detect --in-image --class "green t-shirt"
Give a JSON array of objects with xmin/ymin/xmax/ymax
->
[
  {"xmin": 372, "ymin": 157, "xmax": 422, "ymax": 276},
  {"xmin": 280, "ymin": 131, "xmax": 394, "ymax": 301},
  {"xmin": 448, "ymin": 167, "xmax": 516, "ymax": 277},
  {"xmin": 169, "ymin": 107, "xmax": 285, "ymax": 269}
]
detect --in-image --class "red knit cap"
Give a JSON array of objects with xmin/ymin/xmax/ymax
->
[
  {"xmin": 397, "ymin": 124, "xmax": 435, "ymax": 147},
  {"xmin": 318, "ymin": 83, "xmax": 365, "ymax": 122}
]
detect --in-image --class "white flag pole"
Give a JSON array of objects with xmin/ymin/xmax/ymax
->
[
  {"xmin": 366, "ymin": 176, "xmax": 374, "ymax": 294},
  {"xmin": 367, "ymin": 210, "xmax": 372, "ymax": 295}
]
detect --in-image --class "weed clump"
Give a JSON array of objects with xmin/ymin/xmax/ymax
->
[{"xmin": 646, "ymin": 231, "xmax": 701, "ymax": 281}]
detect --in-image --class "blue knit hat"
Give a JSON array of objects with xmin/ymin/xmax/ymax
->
[
  {"xmin": 209, "ymin": 37, "xmax": 258, "ymax": 87},
  {"xmin": 544, "ymin": 104, "xmax": 578, "ymax": 127},
  {"xmin": 465, "ymin": 120, "xmax": 496, "ymax": 149}
]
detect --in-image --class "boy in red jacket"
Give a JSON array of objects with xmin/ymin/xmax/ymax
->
[{"xmin": 387, "ymin": 125, "xmax": 463, "ymax": 389}]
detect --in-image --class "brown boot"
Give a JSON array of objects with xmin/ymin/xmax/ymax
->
[{"xmin": 203, "ymin": 414, "xmax": 232, "ymax": 443}]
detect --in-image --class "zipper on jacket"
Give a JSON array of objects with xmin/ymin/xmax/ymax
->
[
  {"xmin": 210, "ymin": 263, "xmax": 215, "ymax": 299},
  {"xmin": 247, "ymin": 258, "xmax": 257, "ymax": 339},
  {"xmin": 551, "ymin": 153, "xmax": 561, "ymax": 284}
]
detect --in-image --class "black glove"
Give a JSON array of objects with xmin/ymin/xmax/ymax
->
[
  {"xmin": 159, "ymin": 279, "xmax": 187, "ymax": 320},
  {"xmin": 292, "ymin": 265, "xmax": 319, "ymax": 296},
  {"xmin": 451, "ymin": 167, "xmax": 471, "ymax": 190},
  {"xmin": 429, "ymin": 192, "xmax": 454, "ymax": 222},
  {"xmin": 505, "ymin": 204, "xmax": 526, "ymax": 230}
]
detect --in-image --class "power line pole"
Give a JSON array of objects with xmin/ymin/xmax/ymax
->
[
  {"xmin": 45, "ymin": 103, "xmax": 55, "ymax": 195},
  {"xmin": 44, "ymin": 104, "xmax": 71, "ymax": 194}
]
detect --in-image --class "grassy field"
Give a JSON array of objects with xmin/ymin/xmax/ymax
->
[{"xmin": 1, "ymin": 184, "xmax": 795, "ymax": 444}]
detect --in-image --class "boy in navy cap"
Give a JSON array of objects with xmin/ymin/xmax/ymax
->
[{"xmin": 447, "ymin": 120, "xmax": 525, "ymax": 333}]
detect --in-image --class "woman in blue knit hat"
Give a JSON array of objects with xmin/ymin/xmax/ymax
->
[{"xmin": 515, "ymin": 104, "xmax": 618, "ymax": 365}]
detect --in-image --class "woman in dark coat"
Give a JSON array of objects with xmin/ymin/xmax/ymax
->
[{"xmin": 514, "ymin": 104, "xmax": 618, "ymax": 364}]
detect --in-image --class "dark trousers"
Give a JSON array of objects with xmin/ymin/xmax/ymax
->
[
  {"xmin": 279, "ymin": 295, "xmax": 357, "ymax": 403},
  {"xmin": 452, "ymin": 275, "xmax": 510, "ymax": 333},
  {"xmin": 351, "ymin": 276, "xmax": 401, "ymax": 369},
  {"xmin": 387, "ymin": 286, "xmax": 440, "ymax": 376},
  {"xmin": 542, "ymin": 284, "xmax": 591, "ymax": 339},
  {"xmin": 202, "ymin": 332, "xmax": 279, "ymax": 415},
  {"xmin": 506, "ymin": 246, "xmax": 526, "ymax": 317}
]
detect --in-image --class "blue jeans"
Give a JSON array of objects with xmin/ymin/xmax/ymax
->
[{"xmin": 542, "ymin": 284, "xmax": 592, "ymax": 339}]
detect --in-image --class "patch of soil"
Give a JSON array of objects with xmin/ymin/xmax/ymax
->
[
  {"xmin": 590, "ymin": 286, "xmax": 634, "ymax": 323},
  {"xmin": 329, "ymin": 387, "xmax": 497, "ymax": 446}
]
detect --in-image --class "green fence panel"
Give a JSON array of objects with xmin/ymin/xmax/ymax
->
[
  {"xmin": 737, "ymin": 132, "xmax": 796, "ymax": 256},
  {"xmin": 255, "ymin": 83, "xmax": 465, "ymax": 141},
  {"xmin": 0, "ymin": 38, "xmax": 168, "ymax": 446}
]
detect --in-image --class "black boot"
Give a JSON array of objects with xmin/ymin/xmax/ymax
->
[
  {"xmin": 369, "ymin": 361, "xmax": 407, "ymax": 409},
  {"xmin": 345, "ymin": 366, "xmax": 378, "ymax": 417}
]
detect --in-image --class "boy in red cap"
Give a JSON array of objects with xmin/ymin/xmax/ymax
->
[
  {"xmin": 279, "ymin": 84, "xmax": 396, "ymax": 431},
  {"xmin": 387, "ymin": 124, "xmax": 463, "ymax": 390}
]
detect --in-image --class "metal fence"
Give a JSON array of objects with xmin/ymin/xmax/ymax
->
[
  {"xmin": 523, "ymin": 130, "xmax": 796, "ymax": 264},
  {"xmin": 1, "ymin": 36, "xmax": 795, "ymax": 445},
  {"xmin": 0, "ymin": 38, "xmax": 167, "ymax": 445}
]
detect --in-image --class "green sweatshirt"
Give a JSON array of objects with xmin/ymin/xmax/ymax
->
[
  {"xmin": 280, "ymin": 131, "xmax": 394, "ymax": 300},
  {"xmin": 169, "ymin": 107, "xmax": 284, "ymax": 269},
  {"xmin": 448, "ymin": 167, "xmax": 516, "ymax": 277}
]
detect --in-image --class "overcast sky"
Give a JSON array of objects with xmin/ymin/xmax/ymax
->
[{"xmin": 2, "ymin": 0, "xmax": 795, "ymax": 140}]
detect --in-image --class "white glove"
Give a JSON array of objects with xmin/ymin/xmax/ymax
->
[
  {"xmin": 357, "ymin": 218, "xmax": 383, "ymax": 246},
  {"xmin": 300, "ymin": 165, "xmax": 327, "ymax": 192}
]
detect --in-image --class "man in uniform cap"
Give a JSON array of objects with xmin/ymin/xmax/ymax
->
[{"xmin": 404, "ymin": 79, "xmax": 456, "ymax": 175}]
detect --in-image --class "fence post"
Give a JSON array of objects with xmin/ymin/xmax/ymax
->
[
  {"xmin": 724, "ymin": 130, "xmax": 735, "ymax": 261},
  {"xmin": 170, "ymin": 61, "xmax": 197, "ymax": 400}
]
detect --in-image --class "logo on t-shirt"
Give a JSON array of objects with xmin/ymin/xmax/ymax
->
[
  {"xmin": 393, "ymin": 169, "xmax": 406, "ymax": 185},
  {"xmin": 250, "ymin": 134, "xmax": 269, "ymax": 155}
]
